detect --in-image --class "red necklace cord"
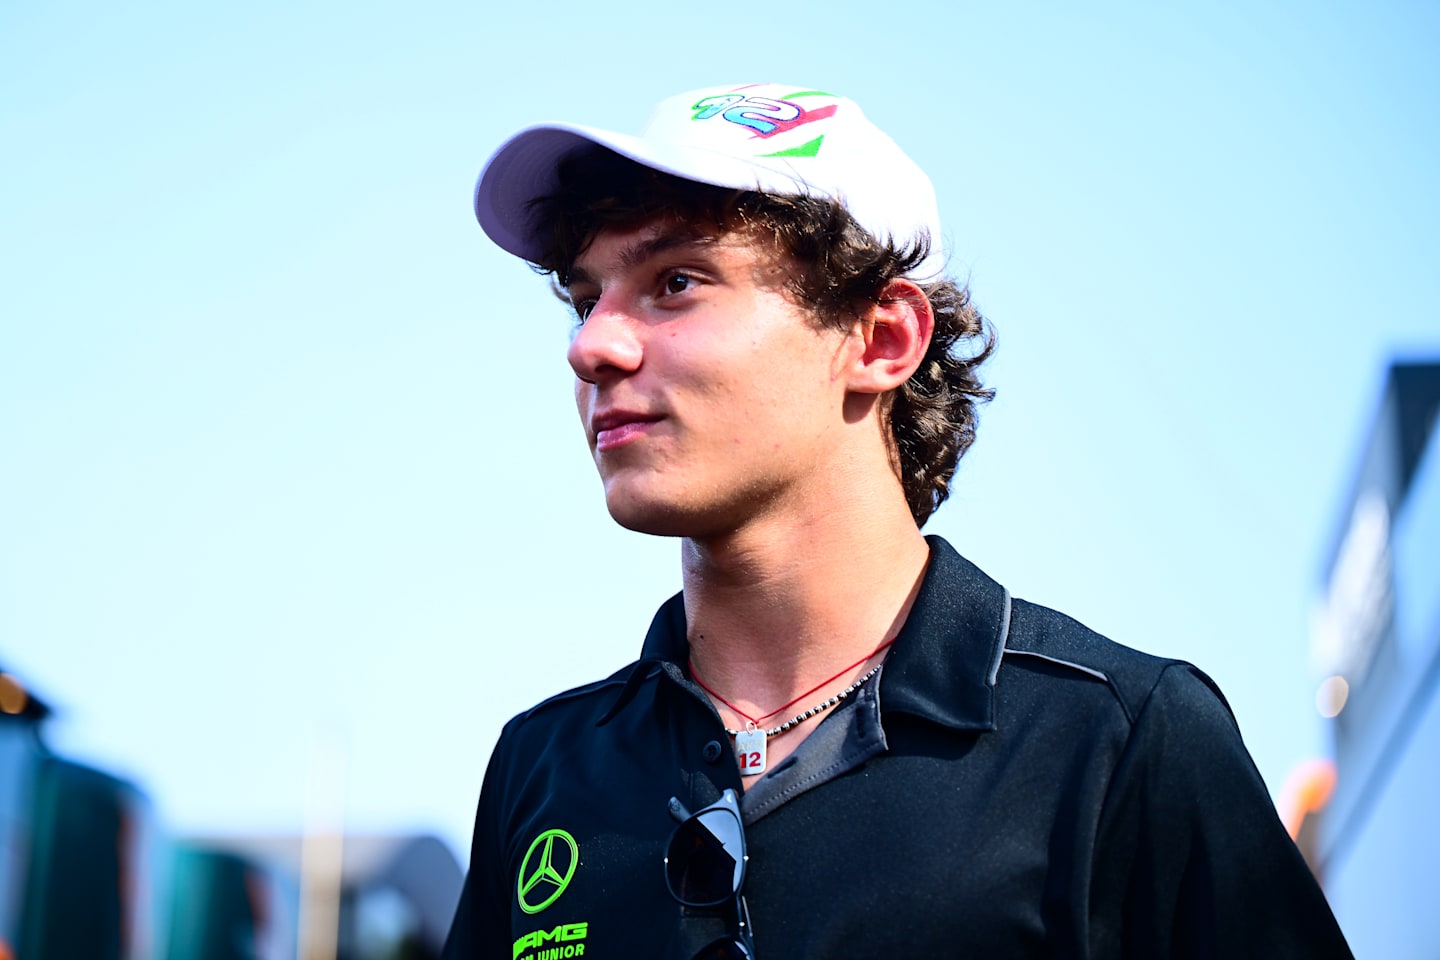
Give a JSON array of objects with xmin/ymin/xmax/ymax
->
[{"xmin": 689, "ymin": 637, "xmax": 897, "ymax": 726}]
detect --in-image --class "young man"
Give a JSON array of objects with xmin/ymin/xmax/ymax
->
[{"xmin": 447, "ymin": 83, "xmax": 1352, "ymax": 958}]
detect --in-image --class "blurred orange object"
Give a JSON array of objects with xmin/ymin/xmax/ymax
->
[{"xmin": 1278, "ymin": 758, "xmax": 1338, "ymax": 839}]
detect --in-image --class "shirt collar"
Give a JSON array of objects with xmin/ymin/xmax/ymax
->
[
  {"xmin": 600, "ymin": 535, "xmax": 1006, "ymax": 731},
  {"xmin": 879, "ymin": 536, "xmax": 1006, "ymax": 730}
]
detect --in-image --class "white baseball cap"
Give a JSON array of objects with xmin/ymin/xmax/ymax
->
[{"xmin": 473, "ymin": 82, "xmax": 946, "ymax": 280}]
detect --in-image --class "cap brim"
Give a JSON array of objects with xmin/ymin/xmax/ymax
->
[{"xmin": 473, "ymin": 123, "xmax": 821, "ymax": 264}]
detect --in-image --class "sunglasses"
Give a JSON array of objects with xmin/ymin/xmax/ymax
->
[{"xmin": 665, "ymin": 789, "xmax": 755, "ymax": 959}]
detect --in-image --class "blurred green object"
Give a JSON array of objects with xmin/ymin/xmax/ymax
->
[
  {"xmin": 167, "ymin": 846, "xmax": 294, "ymax": 960},
  {"xmin": 16, "ymin": 757, "xmax": 161, "ymax": 960},
  {"xmin": 0, "ymin": 669, "xmax": 458, "ymax": 960}
]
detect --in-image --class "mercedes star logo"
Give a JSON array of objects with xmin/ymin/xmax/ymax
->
[{"xmin": 517, "ymin": 828, "xmax": 579, "ymax": 914}]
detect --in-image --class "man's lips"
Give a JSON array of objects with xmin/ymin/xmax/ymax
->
[{"xmin": 591, "ymin": 410, "xmax": 663, "ymax": 451}]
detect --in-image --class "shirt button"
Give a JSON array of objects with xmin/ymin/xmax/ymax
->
[{"xmin": 702, "ymin": 740, "xmax": 724, "ymax": 763}]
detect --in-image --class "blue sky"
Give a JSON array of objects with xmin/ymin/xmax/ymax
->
[{"xmin": 2, "ymin": 1, "xmax": 1437, "ymax": 863}]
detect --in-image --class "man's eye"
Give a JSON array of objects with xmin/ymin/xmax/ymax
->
[
  {"xmin": 662, "ymin": 273, "xmax": 692, "ymax": 296},
  {"xmin": 573, "ymin": 299, "xmax": 597, "ymax": 322}
]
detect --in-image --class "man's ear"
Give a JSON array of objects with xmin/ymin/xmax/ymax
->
[{"xmin": 846, "ymin": 279, "xmax": 934, "ymax": 395}]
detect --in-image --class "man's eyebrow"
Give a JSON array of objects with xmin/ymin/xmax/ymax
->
[
  {"xmin": 618, "ymin": 229, "xmax": 716, "ymax": 270},
  {"xmin": 567, "ymin": 228, "xmax": 717, "ymax": 289}
]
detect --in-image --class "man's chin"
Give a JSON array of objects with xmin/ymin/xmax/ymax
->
[
  {"xmin": 603, "ymin": 490, "xmax": 729, "ymax": 539},
  {"xmin": 604, "ymin": 500, "xmax": 694, "ymax": 538}
]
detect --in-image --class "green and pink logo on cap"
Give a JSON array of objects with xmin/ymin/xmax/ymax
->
[{"xmin": 688, "ymin": 87, "xmax": 839, "ymax": 158}]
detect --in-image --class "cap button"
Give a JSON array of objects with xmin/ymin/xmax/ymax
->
[{"xmin": 701, "ymin": 740, "xmax": 724, "ymax": 763}]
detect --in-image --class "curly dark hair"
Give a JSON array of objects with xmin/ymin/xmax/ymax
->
[{"xmin": 528, "ymin": 147, "xmax": 995, "ymax": 527}]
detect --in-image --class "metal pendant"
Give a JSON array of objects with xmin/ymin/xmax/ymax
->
[{"xmin": 734, "ymin": 727, "xmax": 767, "ymax": 776}]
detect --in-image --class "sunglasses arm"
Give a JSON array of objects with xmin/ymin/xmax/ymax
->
[{"xmin": 668, "ymin": 796, "xmax": 693, "ymax": 823}]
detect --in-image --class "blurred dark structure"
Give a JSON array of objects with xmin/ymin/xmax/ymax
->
[
  {"xmin": 0, "ymin": 669, "xmax": 165, "ymax": 960},
  {"xmin": 191, "ymin": 833, "xmax": 463, "ymax": 960},
  {"xmin": 1310, "ymin": 359, "xmax": 1440, "ymax": 955},
  {"xmin": 0, "ymin": 666, "xmax": 462, "ymax": 960},
  {"xmin": 0, "ymin": 669, "xmax": 49, "ymax": 960}
]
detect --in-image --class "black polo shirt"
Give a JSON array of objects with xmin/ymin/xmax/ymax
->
[{"xmin": 444, "ymin": 537, "xmax": 1352, "ymax": 958}]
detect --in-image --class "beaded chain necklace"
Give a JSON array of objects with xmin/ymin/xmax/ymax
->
[{"xmin": 689, "ymin": 638, "xmax": 895, "ymax": 776}]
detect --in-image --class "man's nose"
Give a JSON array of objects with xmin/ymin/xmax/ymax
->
[{"xmin": 567, "ymin": 296, "xmax": 643, "ymax": 383}]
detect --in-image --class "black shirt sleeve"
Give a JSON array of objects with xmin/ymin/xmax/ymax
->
[
  {"xmin": 1089, "ymin": 664, "xmax": 1353, "ymax": 959},
  {"xmin": 441, "ymin": 737, "xmax": 512, "ymax": 959}
]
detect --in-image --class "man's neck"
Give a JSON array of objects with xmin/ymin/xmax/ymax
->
[{"xmin": 680, "ymin": 500, "xmax": 931, "ymax": 712}]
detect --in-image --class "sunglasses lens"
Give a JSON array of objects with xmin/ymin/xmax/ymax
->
[{"xmin": 666, "ymin": 807, "xmax": 745, "ymax": 905}]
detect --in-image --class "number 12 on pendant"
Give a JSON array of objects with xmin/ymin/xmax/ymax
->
[{"xmin": 734, "ymin": 728, "xmax": 767, "ymax": 775}]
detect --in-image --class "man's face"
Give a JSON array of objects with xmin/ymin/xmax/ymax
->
[{"xmin": 564, "ymin": 220, "xmax": 858, "ymax": 538}]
